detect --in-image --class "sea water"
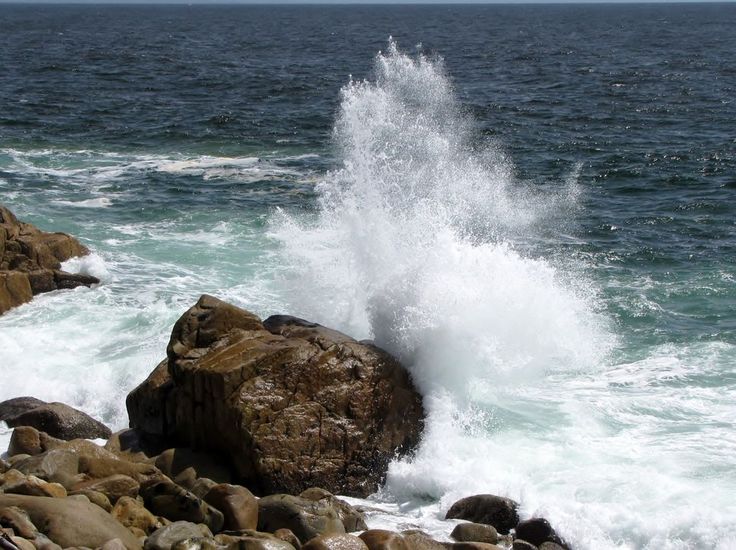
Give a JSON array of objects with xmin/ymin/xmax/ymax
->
[{"xmin": 1, "ymin": 5, "xmax": 735, "ymax": 549}]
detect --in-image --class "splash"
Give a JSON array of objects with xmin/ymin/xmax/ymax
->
[
  {"xmin": 271, "ymin": 40, "xmax": 608, "ymax": 392},
  {"xmin": 270, "ymin": 41, "xmax": 617, "ymax": 545}
]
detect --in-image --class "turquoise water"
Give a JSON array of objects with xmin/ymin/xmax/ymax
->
[{"xmin": 1, "ymin": 5, "xmax": 735, "ymax": 548}]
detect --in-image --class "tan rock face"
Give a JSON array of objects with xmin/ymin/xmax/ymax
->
[
  {"xmin": 358, "ymin": 530, "xmax": 408, "ymax": 550},
  {"xmin": 0, "ymin": 205, "xmax": 98, "ymax": 315},
  {"xmin": 0, "ymin": 494, "xmax": 141, "ymax": 550},
  {"xmin": 127, "ymin": 295, "xmax": 424, "ymax": 497},
  {"xmin": 257, "ymin": 494, "xmax": 345, "ymax": 544}
]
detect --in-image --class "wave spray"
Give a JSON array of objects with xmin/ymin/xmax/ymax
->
[{"xmin": 270, "ymin": 40, "xmax": 621, "ymax": 544}]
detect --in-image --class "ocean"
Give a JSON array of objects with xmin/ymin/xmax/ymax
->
[{"xmin": 1, "ymin": 3, "xmax": 735, "ymax": 548}]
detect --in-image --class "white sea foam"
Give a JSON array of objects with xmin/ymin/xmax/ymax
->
[
  {"xmin": 0, "ymin": 148, "xmax": 305, "ymax": 185},
  {"xmin": 270, "ymin": 41, "xmax": 736, "ymax": 549},
  {"xmin": 61, "ymin": 252, "xmax": 111, "ymax": 282},
  {"xmin": 54, "ymin": 197, "xmax": 114, "ymax": 208}
]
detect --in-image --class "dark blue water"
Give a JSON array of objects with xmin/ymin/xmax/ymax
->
[{"xmin": 1, "ymin": 5, "xmax": 735, "ymax": 548}]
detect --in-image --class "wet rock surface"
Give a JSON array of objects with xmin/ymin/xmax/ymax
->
[
  {"xmin": 445, "ymin": 494, "xmax": 520, "ymax": 535},
  {"xmin": 0, "ymin": 205, "xmax": 98, "ymax": 315},
  {"xmin": 127, "ymin": 295, "xmax": 424, "ymax": 497}
]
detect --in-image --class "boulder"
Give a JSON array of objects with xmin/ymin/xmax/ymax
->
[
  {"xmin": 0, "ymin": 398, "xmax": 46, "ymax": 422},
  {"xmin": 399, "ymin": 531, "xmax": 445, "ymax": 550},
  {"xmin": 8, "ymin": 426, "xmax": 120, "ymax": 461},
  {"xmin": 144, "ymin": 522, "xmax": 212, "ymax": 550},
  {"xmin": 203, "ymin": 484, "xmax": 258, "ymax": 531},
  {"xmin": 298, "ymin": 490, "xmax": 366, "ymax": 532},
  {"xmin": 68, "ymin": 489, "xmax": 112, "ymax": 512},
  {"xmin": 257, "ymin": 494, "xmax": 344, "ymax": 543},
  {"xmin": 127, "ymin": 295, "xmax": 424, "ymax": 497},
  {"xmin": 357, "ymin": 531, "xmax": 407, "ymax": 550},
  {"xmin": 7, "ymin": 428, "xmax": 42, "ymax": 458},
  {"xmin": 0, "ymin": 495, "xmax": 141, "ymax": 549},
  {"xmin": 77, "ymin": 455, "xmax": 160, "ymax": 483},
  {"xmin": 2, "ymin": 401, "xmax": 111, "ymax": 441},
  {"xmin": 111, "ymin": 496, "xmax": 162, "ymax": 535},
  {"xmin": 0, "ymin": 205, "xmax": 99, "ymax": 315},
  {"xmin": 445, "ymin": 495, "xmax": 519, "ymax": 535},
  {"xmin": 511, "ymin": 541, "xmax": 537, "ymax": 550},
  {"xmin": 302, "ymin": 535, "xmax": 368, "ymax": 550},
  {"xmin": 0, "ymin": 272, "xmax": 32, "ymax": 314},
  {"xmin": 188, "ymin": 477, "xmax": 218, "ymax": 500},
  {"xmin": 514, "ymin": 519, "xmax": 567, "ymax": 549},
  {"xmin": 9, "ymin": 536, "xmax": 37, "ymax": 550},
  {"xmin": 451, "ymin": 523, "xmax": 498, "ymax": 544},
  {"xmin": 273, "ymin": 530, "xmax": 301, "ymax": 549},
  {"xmin": 1, "ymin": 475, "xmax": 67, "ymax": 498},
  {"xmin": 0, "ymin": 506, "xmax": 38, "ymax": 539},
  {"xmin": 72, "ymin": 475, "xmax": 140, "ymax": 503},
  {"xmin": 139, "ymin": 479, "xmax": 224, "ymax": 533},
  {"xmin": 11, "ymin": 450, "xmax": 79, "ymax": 485}
]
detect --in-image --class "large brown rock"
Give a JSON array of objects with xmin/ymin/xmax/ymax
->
[
  {"xmin": 357, "ymin": 531, "xmax": 408, "ymax": 550},
  {"xmin": 1, "ymin": 399, "xmax": 112, "ymax": 441},
  {"xmin": 445, "ymin": 495, "xmax": 519, "ymax": 535},
  {"xmin": 0, "ymin": 494, "xmax": 141, "ymax": 549},
  {"xmin": 8, "ymin": 425, "xmax": 120, "ymax": 461},
  {"xmin": 299, "ymin": 489, "xmax": 366, "ymax": 532},
  {"xmin": 257, "ymin": 494, "xmax": 345, "ymax": 543},
  {"xmin": 0, "ymin": 205, "xmax": 99, "ymax": 315},
  {"xmin": 139, "ymin": 479, "xmax": 224, "ymax": 533},
  {"xmin": 302, "ymin": 535, "xmax": 368, "ymax": 550},
  {"xmin": 203, "ymin": 483, "xmax": 258, "ymax": 531},
  {"xmin": 127, "ymin": 295, "xmax": 424, "ymax": 497},
  {"xmin": 451, "ymin": 523, "xmax": 499, "ymax": 544}
]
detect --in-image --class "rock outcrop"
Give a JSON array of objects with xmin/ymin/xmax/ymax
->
[
  {"xmin": 0, "ymin": 205, "xmax": 98, "ymax": 315},
  {"xmin": 127, "ymin": 295, "xmax": 424, "ymax": 497}
]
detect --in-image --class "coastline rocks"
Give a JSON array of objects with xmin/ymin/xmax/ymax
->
[
  {"xmin": 451, "ymin": 523, "xmax": 498, "ymax": 544},
  {"xmin": 445, "ymin": 495, "xmax": 520, "ymax": 535},
  {"xmin": 399, "ymin": 531, "xmax": 446, "ymax": 550},
  {"xmin": 257, "ymin": 494, "xmax": 345, "ymax": 543},
  {"xmin": 202, "ymin": 484, "xmax": 258, "ymax": 531},
  {"xmin": 302, "ymin": 534, "xmax": 368, "ymax": 550},
  {"xmin": 127, "ymin": 295, "xmax": 424, "ymax": 497},
  {"xmin": 298, "ymin": 489, "xmax": 366, "ymax": 532},
  {"xmin": 0, "ymin": 494, "xmax": 141, "ymax": 550},
  {"xmin": 357, "ymin": 530, "xmax": 407, "ymax": 550},
  {"xmin": 0, "ymin": 399, "xmax": 112, "ymax": 441},
  {"xmin": 140, "ymin": 479, "xmax": 224, "ymax": 532},
  {"xmin": 144, "ymin": 522, "xmax": 212, "ymax": 550},
  {"xmin": 513, "ymin": 518, "xmax": 568, "ymax": 549},
  {"xmin": 0, "ymin": 205, "xmax": 99, "ymax": 315}
]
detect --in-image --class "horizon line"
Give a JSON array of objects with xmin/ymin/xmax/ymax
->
[{"xmin": 1, "ymin": 0, "xmax": 735, "ymax": 4}]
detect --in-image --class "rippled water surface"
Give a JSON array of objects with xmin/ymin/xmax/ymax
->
[{"xmin": 1, "ymin": 4, "xmax": 735, "ymax": 549}]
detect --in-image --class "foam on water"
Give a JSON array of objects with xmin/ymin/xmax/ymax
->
[
  {"xmin": 0, "ymin": 148, "xmax": 305, "ymax": 185},
  {"xmin": 270, "ymin": 41, "xmax": 736, "ymax": 549}
]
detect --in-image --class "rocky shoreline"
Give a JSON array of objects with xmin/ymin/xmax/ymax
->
[
  {"xmin": 0, "ymin": 206, "xmax": 570, "ymax": 550},
  {"xmin": 0, "ymin": 206, "xmax": 99, "ymax": 315}
]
